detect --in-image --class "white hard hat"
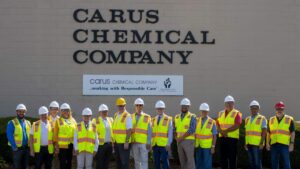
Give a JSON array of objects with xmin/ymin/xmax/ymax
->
[
  {"xmin": 224, "ymin": 95, "xmax": 235, "ymax": 103},
  {"xmin": 249, "ymin": 100, "xmax": 260, "ymax": 108},
  {"xmin": 98, "ymin": 104, "xmax": 109, "ymax": 112},
  {"xmin": 60, "ymin": 103, "xmax": 71, "ymax": 110},
  {"xmin": 199, "ymin": 103, "xmax": 210, "ymax": 111},
  {"xmin": 16, "ymin": 104, "xmax": 27, "ymax": 111},
  {"xmin": 180, "ymin": 98, "xmax": 191, "ymax": 106},
  {"xmin": 155, "ymin": 100, "xmax": 166, "ymax": 108},
  {"xmin": 134, "ymin": 98, "xmax": 144, "ymax": 105},
  {"xmin": 38, "ymin": 106, "xmax": 48, "ymax": 115},
  {"xmin": 49, "ymin": 101, "xmax": 59, "ymax": 108},
  {"xmin": 82, "ymin": 107, "xmax": 92, "ymax": 115}
]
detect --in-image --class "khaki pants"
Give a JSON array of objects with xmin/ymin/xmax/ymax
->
[
  {"xmin": 132, "ymin": 143, "xmax": 149, "ymax": 169},
  {"xmin": 177, "ymin": 139, "xmax": 195, "ymax": 169},
  {"xmin": 77, "ymin": 152, "xmax": 93, "ymax": 169}
]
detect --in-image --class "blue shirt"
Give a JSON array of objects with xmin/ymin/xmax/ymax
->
[
  {"xmin": 177, "ymin": 112, "xmax": 196, "ymax": 134},
  {"xmin": 6, "ymin": 118, "xmax": 29, "ymax": 150},
  {"xmin": 201, "ymin": 116, "xmax": 218, "ymax": 135},
  {"xmin": 250, "ymin": 114, "xmax": 267, "ymax": 129},
  {"xmin": 158, "ymin": 114, "xmax": 173, "ymax": 146}
]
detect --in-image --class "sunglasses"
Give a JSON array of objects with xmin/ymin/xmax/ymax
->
[{"xmin": 135, "ymin": 105, "xmax": 143, "ymax": 107}]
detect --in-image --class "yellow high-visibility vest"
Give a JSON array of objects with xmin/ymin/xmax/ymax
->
[
  {"xmin": 269, "ymin": 114, "xmax": 293, "ymax": 145},
  {"xmin": 195, "ymin": 116, "xmax": 215, "ymax": 148},
  {"xmin": 77, "ymin": 121, "xmax": 97, "ymax": 153},
  {"xmin": 152, "ymin": 114, "xmax": 172, "ymax": 147},
  {"xmin": 112, "ymin": 111, "xmax": 131, "ymax": 143},
  {"xmin": 93, "ymin": 117, "xmax": 113, "ymax": 145},
  {"xmin": 174, "ymin": 112, "xmax": 196, "ymax": 140},
  {"xmin": 48, "ymin": 115, "xmax": 60, "ymax": 126},
  {"xmin": 245, "ymin": 114, "xmax": 265, "ymax": 146},
  {"xmin": 8, "ymin": 118, "xmax": 31, "ymax": 147},
  {"xmin": 132, "ymin": 112, "xmax": 151, "ymax": 144},
  {"xmin": 32, "ymin": 120, "xmax": 54, "ymax": 153},
  {"xmin": 57, "ymin": 118, "xmax": 76, "ymax": 148},
  {"xmin": 217, "ymin": 109, "xmax": 242, "ymax": 139}
]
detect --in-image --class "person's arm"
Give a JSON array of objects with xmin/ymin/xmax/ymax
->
[
  {"xmin": 29, "ymin": 125, "xmax": 34, "ymax": 156},
  {"xmin": 179, "ymin": 116, "xmax": 196, "ymax": 140},
  {"xmin": 94, "ymin": 132, "xmax": 99, "ymax": 152},
  {"xmin": 125, "ymin": 116, "xmax": 132, "ymax": 142},
  {"xmin": 224, "ymin": 113, "xmax": 242, "ymax": 132},
  {"xmin": 289, "ymin": 120, "xmax": 296, "ymax": 152},
  {"xmin": 167, "ymin": 120, "xmax": 173, "ymax": 146},
  {"xmin": 147, "ymin": 123, "xmax": 152, "ymax": 145},
  {"xmin": 73, "ymin": 130, "xmax": 78, "ymax": 151},
  {"xmin": 6, "ymin": 121, "xmax": 17, "ymax": 151},
  {"xmin": 260, "ymin": 118, "xmax": 267, "ymax": 146}
]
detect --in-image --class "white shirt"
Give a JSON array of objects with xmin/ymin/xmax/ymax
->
[
  {"xmin": 101, "ymin": 117, "xmax": 112, "ymax": 143},
  {"xmin": 73, "ymin": 121, "xmax": 99, "ymax": 152},
  {"xmin": 30, "ymin": 121, "xmax": 49, "ymax": 146},
  {"xmin": 117, "ymin": 111, "xmax": 132, "ymax": 129}
]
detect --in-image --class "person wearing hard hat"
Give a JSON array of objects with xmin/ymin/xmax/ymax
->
[
  {"xmin": 29, "ymin": 106, "xmax": 55, "ymax": 169},
  {"xmin": 6, "ymin": 104, "xmax": 31, "ymax": 169},
  {"xmin": 112, "ymin": 97, "xmax": 133, "ymax": 169},
  {"xmin": 216, "ymin": 95, "xmax": 242, "ymax": 169},
  {"xmin": 194, "ymin": 103, "xmax": 217, "ymax": 169},
  {"xmin": 48, "ymin": 101, "xmax": 60, "ymax": 125},
  {"xmin": 93, "ymin": 104, "xmax": 114, "ymax": 169},
  {"xmin": 53, "ymin": 103, "xmax": 77, "ymax": 169},
  {"xmin": 266, "ymin": 102, "xmax": 295, "ymax": 169},
  {"xmin": 74, "ymin": 107, "xmax": 99, "ymax": 169},
  {"xmin": 131, "ymin": 98, "xmax": 152, "ymax": 169},
  {"xmin": 174, "ymin": 98, "xmax": 196, "ymax": 169},
  {"xmin": 152, "ymin": 100, "xmax": 173, "ymax": 169},
  {"xmin": 244, "ymin": 100, "xmax": 267, "ymax": 169}
]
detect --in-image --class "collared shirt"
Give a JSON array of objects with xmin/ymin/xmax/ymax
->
[
  {"xmin": 201, "ymin": 116, "xmax": 218, "ymax": 135},
  {"xmin": 30, "ymin": 120, "xmax": 50, "ymax": 146},
  {"xmin": 6, "ymin": 118, "xmax": 29, "ymax": 150},
  {"xmin": 116, "ymin": 111, "xmax": 132, "ymax": 129},
  {"xmin": 158, "ymin": 113, "xmax": 173, "ymax": 146},
  {"xmin": 178, "ymin": 112, "xmax": 196, "ymax": 134},
  {"xmin": 135, "ymin": 112, "xmax": 152, "ymax": 144},
  {"xmin": 250, "ymin": 114, "xmax": 267, "ymax": 129},
  {"xmin": 73, "ymin": 121, "xmax": 99, "ymax": 152},
  {"xmin": 100, "ymin": 117, "xmax": 112, "ymax": 143}
]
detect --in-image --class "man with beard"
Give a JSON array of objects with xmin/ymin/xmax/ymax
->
[{"xmin": 7, "ymin": 104, "xmax": 31, "ymax": 169}]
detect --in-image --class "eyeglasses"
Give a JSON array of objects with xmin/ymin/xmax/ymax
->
[
  {"xmin": 135, "ymin": 105, "xmax": 143, "ymax": 107},
  {"xmin": 118, "ymin": 105, "xmax": 125, "ymax": 108}
]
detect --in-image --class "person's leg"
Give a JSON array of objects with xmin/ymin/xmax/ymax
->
[
  {"xmin": 59, "ymin": 148, "xmax": 66, "ymax": 169},
  {"xmin": 279, "ymin": 144, "xmax": 291, "ymax": 169},
  {"xmin": 12, "ymin": 150, "xmax": 22, "ymax": 169},
  {"xmin": 182, "ymin": 140, "xmax": 195, "ymax": 169},
  {"xmin": 153, "ymin": 146, "xmax": 161, "ymax": 169},
  {"xmin": 247, "ymin": 146, "xmax": 254, "ymax": 169},
  {"xmin": 252, "ymin": 146, "xmax": 262, "ymax": 169},
  {"xmin": 34, "ymin": 152, "xmax": 43, "ymax": 169},
  {"xmin": 117, "ymin": 143, "xmax": 131, "ymax": 169},
  {"xmin": 271, "ymin": 144, "xmax": 279, "ymax": 169},
  {"xmin": 77, "ymin": 152, "xmax": 85, "ymax": 169},
  {"xmin": 228, "ymin": 138, "xmax": 238, "ymax": 169},
  {"xmin": 103, "ymin": 143, "xmax": 113, "ymax": 169},
  {"xmin": 96, "ymin": 145, "xmax": 105, "ymax": 169},
  {"xmin": 202, "ymin": 148, "xmax": 212, "ymax": 169},
  {"xmin": 140, "ymin": 144, "xmax": 149, "ymax": 169},
  {"xmin": 115, "ymin": 144, "xmax": 122, "ymax": 169},
  {"xmin": 85, "ymin": 152, "xmax": 94, "ymax": 169},
  {"xmin": 177, "ymin": 141, "xmax": 186, "ymax": 169},
  {"xmin": 219, "ymin": 138, "xmax": 228, "ymax": 169},
  {"xmin": 45, "ymin": 152, "xmax": 54, "ymax": 169},
  {"xmin": 132, "ymin": 144, "xmax": 141, "ymax": 169},
  {"xmin": 66, "ymin": 144, "xmax": 73, "ymax": 169},
  {"xmin": 160, "ymin": 147, "xmax": 169, "ymax": 169},
  {"xmin": 195, "ymin": 148, "xmax": 201, "ymax": 169},
  {"xmin": 20, "ymin": 148, "xmax": 30, "ymax": 169}
]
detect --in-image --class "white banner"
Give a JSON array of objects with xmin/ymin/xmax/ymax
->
[{"xmin": 83, "ymin": 75, "xmax": 183, "ymax": 96}]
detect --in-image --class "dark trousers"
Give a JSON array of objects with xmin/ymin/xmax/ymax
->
[
  {"xmin": 270, "ymin": 144, "xmax": 291, "ymax": 169},
  {"xmin": 153, "ymin": 146, "xmax": 169, "ymax": 169},
  {"xmin": 58, "ymin": 144, "xmax": 73, "ymax": 169},
  {"xmin": 114, "ymin": 143, "xmax": 131, "ymax": 169},
  {"xmin": 34, "ymin": 146, "xmax": 53, "ymax": 169},
  {"xmin": 12, "ymin": 146, "xmax": 29, "ymax": 169},
  {"xmin": 220, "ymin": 137, "xmax": 238, "ymax": 169},
  {"xmin": 247, "ymin": 145, "xmax": 262, "ymax": 169},
  {"xmin": 96, "ymin": 143, "xmax": 113, "ymax": 169}
]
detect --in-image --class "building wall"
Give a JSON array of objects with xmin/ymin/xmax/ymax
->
[{"xmin": 0, "ymin": 0, "xmax": 299, "ymax": 120}]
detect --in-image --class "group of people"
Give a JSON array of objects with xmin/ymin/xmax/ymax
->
[{"xmin": 6, "ymin": 95, "xmax": 296, "ymax": 169}]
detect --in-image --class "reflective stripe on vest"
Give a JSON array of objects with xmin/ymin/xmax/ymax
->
[
  {"xmin": 269, "ymin": 115, "xmax": 293, "ymax": 145},
  {"xmin": 112, "ymin": 111, "xmax": 130, "ymax": 143},
  {"xmin": 77, "ymin": 122, "xmax": 97, "ymax": 153},
  {"xmin": 58, "ymin": 118, "xmax": 76, "ymax": 148},
  {"xmin": 152, "ymin": 115, "xmax": 171, "ymax": 147},
  {"xmin": 93, "ymin": 117, "xmax": 113, "ymax": 145},
  {"xmin": 217, "ymin": 109, "xmax": 241, "ymax": 139},
  {"xmin": 33, "ymin": 120, "xmax": 54, "ymax": 153},
  {"xmin": 132, "ymin": 113, "xmax": 150, "ymax": 144},
  {"xmin": 245, "ymin": 114, "xmax": 265, "ymax": 146},
  {"xmin": 8, "ymin": 118, "xmax": 31, "ymax": 147},
  {"xmin": 174, "ymin": 112, "xmax": 195, "ymax": 140},
  {"xmin": 195, "ymin": 117, "xmax": 215, "ymax": 148}
]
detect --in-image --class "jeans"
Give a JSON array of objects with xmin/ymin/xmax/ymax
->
[
  {"xmin": 12, "ymin": 146, "xmax": 29, "ymax": 169},
  {"xmin": 195, "ymin": 147, "xmax": 212, "ymax": 169},
  {"xmin": 152, "ymin": 146, "xmax": 169, "ymax": 169},
  {"xmin": 271, "ymin": 144, "xmax": 291, "ymax": 169},
  {"xmin": 247, "ymin": 145, "xmax": 262, "ymax": 169},
  {"xmin": 34, "ymin": 146, "xmax": 53, "ymax": 169},
  {"xmin": 96, "ymin": 143, "xmax": 113, "ymax": 169}
]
